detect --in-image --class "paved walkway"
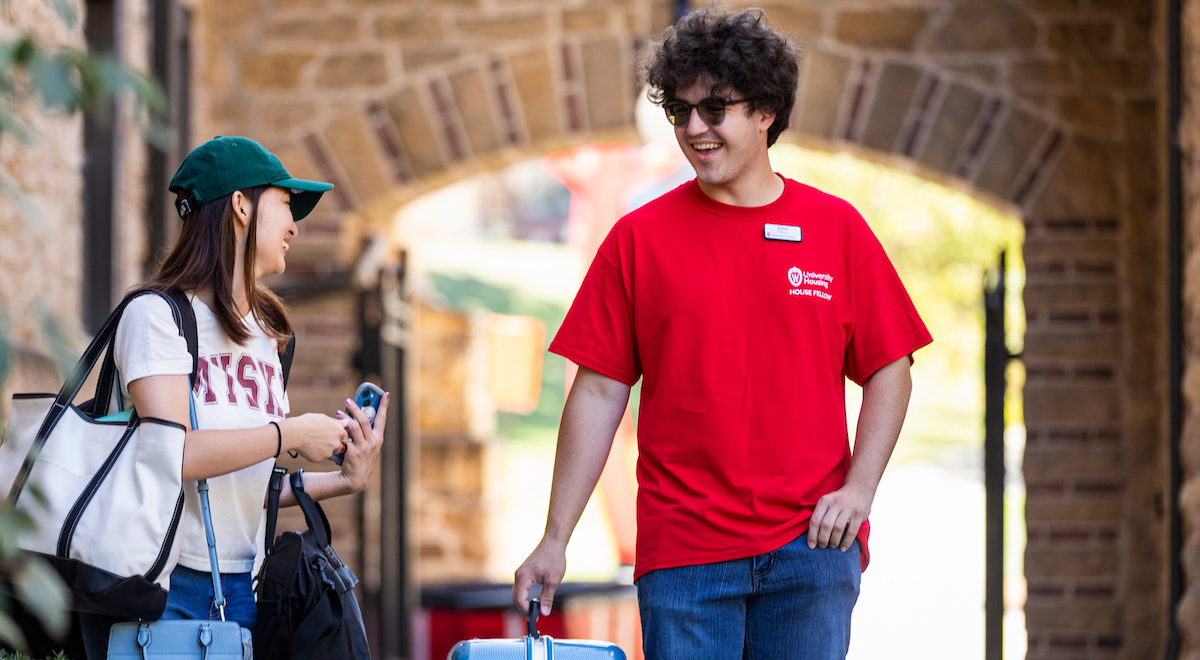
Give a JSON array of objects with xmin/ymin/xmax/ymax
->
[{"xmin": 849, "ymin": 463, "xmax": 1025, "ymax": 660}]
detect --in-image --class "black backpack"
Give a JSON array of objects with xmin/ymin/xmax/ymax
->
[{"xmin": 254, "ymin": 469, "xmax": 371, "ymax": 660}]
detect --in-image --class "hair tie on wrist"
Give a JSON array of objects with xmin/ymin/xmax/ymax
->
[{"xmin": 269, "ymin": 421, "xmax": 282, "ymax": 459}]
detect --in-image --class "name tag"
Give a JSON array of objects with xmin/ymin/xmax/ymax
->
[{"xmin": 764, "ymin": 223, "xmax": 802, "ymax": 242}]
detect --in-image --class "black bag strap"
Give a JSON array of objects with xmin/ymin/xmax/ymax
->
[
  {"xmin": 263, "ymin": 465, "xmax": 288, "ymax": 559},
  {"xmin": 8, "ymin": 287, "xmax": 198, "ymax": 505},
  {"xmin": 280, "ymin": 333, "xmax": 296, "ymax": 391},
  {"xmin": 166, "ymin": 288, "xmax": 199, "ymax": 385},
  {"xmin": 289, "ymin": 470, "xmax": 332, "ymax": 549},
  {"xmin": 262, "ymin": 334, "xmax": 294, "ymax": 558},
  {"xmin": 93, "ymin": 288, "xmax": 198, "ymax": 417},
  {"xmin": 93, "ymin": 343, "xmax": 119, "ymax": 418}
]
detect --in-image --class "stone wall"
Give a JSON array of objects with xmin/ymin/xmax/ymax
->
[
  {"xmin": 268, "ymin": 290, "xmax": 365, "ymax": 574},
  {"xmin": 0, "ymin": 0, "xmax": 86, "ymax": 366},
  {"xmin": 267, "ymin": 293, "xmax": 510, "ymax": 585},
  {"xmin": 414, "ymin": 300, "xmax": 500, "ymax": 582},
  {"xmin": 115, "ymin": 0, "xmax": 153, "ymax": 294},
  {"xmin": 770, "ymin": 4, "xmax": 1164, "ymax": 657},
  {"xmin": 0, "ymin": 0, "xmax": 156, "ymax": 411}
]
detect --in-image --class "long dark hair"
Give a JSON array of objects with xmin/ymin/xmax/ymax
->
[{"xmin": 145, "ymin": 186, "xmax": 292, "ymax": 348}]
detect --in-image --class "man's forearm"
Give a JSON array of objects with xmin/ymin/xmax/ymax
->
[
  {"xmin": 806, "ymin": 356, "xmax": 912, "ymax": 549},
  {"xmin": 513, "ymin": 367, "xmax": 631, "ymax": 613},
  {"xmin": 543, "ymin": 368, "xmax": 631, "ymax": 546},
  {"xmin": 847, "ymin": 356, "xmax": 913, "ymax": 495}
]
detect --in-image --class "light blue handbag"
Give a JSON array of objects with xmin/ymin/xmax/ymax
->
[{"xmin": 106, "ymin": 395, "xmax": 254, "ymax": 659}]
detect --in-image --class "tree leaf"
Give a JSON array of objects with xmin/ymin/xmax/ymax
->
[
  {"xmin": 47, "ymin": 0, "xmax": 76, "ymax": 28},
  {"xmin": 68, "ymin": 51, "xmax": 116, "ymax": 117},
  {"xmin": 0, "ymin": 108, "xmax": 34, "ymax": 143},
  {"xmin": 0, "ymin": 505, "xmax": 36, "ymax": 542},
  {"xmin": 0, "ymin": 40, "xmax": 21, "ymax": 70},
  {"xmin": 141, "ymin": 117, "xmax": 172, "ymax": 150},
  {"xmin": 28, "ymin": 53, "xmax": 78, "ymax": 110},
  {"xmin": 5, "ymin": 37, "xmax": 37, "ymax": 67},
  {"xmin": 12, "ymin": 557, "xmax": 69, "ymax": 639},
  {"xmin": 0, "ymin": 610, "xmax": 28, "ymax": 654},
  {"xmin": 0, "ymin": 170, "xmax": 38, "ymax": 225},
  {"xmin": 37, "ymin": 310, "xmax": 78, "ymax": 378},
  {"xmin": 123, "ymin": 68, "xmax": 167, "ymax": 114}
]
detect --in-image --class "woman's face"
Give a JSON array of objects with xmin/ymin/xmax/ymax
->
[{"xmin": 253, "ymin": 186, "xmax": 298, "ymax": 280}]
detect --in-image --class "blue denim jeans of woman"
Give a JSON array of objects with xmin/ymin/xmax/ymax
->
[
  {"xmin": 77, "ymin": 566, "xmax": 256, "ymax": 659},
  {"xmin": 635, "ymin": 531, "xmax": 861, "ymax": 660}
]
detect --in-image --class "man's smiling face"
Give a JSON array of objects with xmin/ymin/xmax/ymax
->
[{"xmin": 671, "ymin": 80, "xmax": 776, "ymax": 195}]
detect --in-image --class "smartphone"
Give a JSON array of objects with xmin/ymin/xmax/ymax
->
[{"xmin": 331, "ymin": 382, "xmax": 385, "ymax": 465}]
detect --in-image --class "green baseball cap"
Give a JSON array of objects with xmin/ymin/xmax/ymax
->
[{"xmin": 168, "ymin": 136, "xmax": 334, "ymax": 221}]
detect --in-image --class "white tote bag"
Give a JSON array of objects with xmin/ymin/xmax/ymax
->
[{"xmin": 0, "ymin": 288, "xmax": 197, "ymax": 618}]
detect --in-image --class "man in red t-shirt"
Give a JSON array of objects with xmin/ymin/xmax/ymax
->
[{"xmin": 514, "ymin": 8, "xmax": 932, "ymax": 659}]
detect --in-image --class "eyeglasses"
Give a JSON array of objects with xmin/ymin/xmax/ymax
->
[{"xmin": 662, "ymin": 97, "xmax": 757, "ymax": 127}]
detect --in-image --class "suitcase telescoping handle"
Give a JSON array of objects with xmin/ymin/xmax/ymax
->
[{"xmin": 527, "ymin": 598, "xmax": 541, "ymax": 639}]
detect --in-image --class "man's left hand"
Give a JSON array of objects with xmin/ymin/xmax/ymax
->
[{"xmin": 806, "ymin": 482, "xmax": 873, "ymax": 551}]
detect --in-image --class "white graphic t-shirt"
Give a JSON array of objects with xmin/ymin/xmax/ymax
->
[{"xmin": 114, "ymin": 293, "xmax": 289, "ymax": 573}]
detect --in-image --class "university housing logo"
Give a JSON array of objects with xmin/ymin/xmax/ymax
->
[{"xmin": 787, "ymin": 267, "xmax": 834, "ymax": 301}]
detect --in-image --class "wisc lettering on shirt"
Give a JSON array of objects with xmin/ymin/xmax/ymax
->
[{"xmin": 192, "ymin": 352, "xmax": 286, "ymax": 418}]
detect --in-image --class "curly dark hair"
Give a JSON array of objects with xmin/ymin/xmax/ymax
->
[{"xmin": 643, "ymin": 7, "xmax": 801, "ymax": 147}]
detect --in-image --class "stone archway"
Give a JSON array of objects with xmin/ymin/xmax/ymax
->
[{"xmin": 193, "ymin": 0, "xmax": 1164, "ymax": 656}]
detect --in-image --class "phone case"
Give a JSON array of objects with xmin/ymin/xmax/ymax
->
[{"xmin": 332, "ymin": 382, "xmax": 385, "ymax": 465}]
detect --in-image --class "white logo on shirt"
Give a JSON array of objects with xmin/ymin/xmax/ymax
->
[{"xmin": 788, "ymin": 267, "xmax": 835, "ymax": 301}]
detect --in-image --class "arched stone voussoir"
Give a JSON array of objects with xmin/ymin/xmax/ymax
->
[
  {"xmin": 775, "ymin": 130, "xmax": 1023, "ymax": 219},
  {"xmin": 314, "ymin": 122, "xmax": 645, "ymax": 234},
  {"xmin": 793, "ymin": 44, "xmax": 1068, "ymax": 211}
]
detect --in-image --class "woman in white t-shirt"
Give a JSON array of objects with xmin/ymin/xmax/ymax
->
[{"xmin": 78, "ymin": 137, "xmax": 386, "ymax": 659}]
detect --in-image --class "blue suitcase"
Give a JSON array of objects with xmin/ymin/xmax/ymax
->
[{"xmin": 448, "ymin": 599, "xmax": 627, "ymax": 660}]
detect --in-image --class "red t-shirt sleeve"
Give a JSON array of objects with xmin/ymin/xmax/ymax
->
[
  {"xmin": 843, "ymin": 220, "xmax": 933, "ymax": 385},
  {"xmin": 550, "ymin": 244, "xmax": 641, "ymax": 386}
]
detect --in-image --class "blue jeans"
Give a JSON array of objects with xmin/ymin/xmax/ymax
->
[
  {"xmin": 635, "ymin": 532, "xmax": 861, "ymax": 660},
  {"xmin": 162, "ymin": 565, "xmax": 257, "ymax": 629},
  {"xmin": 78, "ymin": 566, "xmax": 257, "ymax": 660}
]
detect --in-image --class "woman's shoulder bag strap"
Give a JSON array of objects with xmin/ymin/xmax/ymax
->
[
  {"xmin": 261, "ymin": 335, "xmax": 294, "ymax": 561},
  {"xmin": 8, "ymin": 288, "xmax": 198, "ymax": 506},
  {"xmin": 91, "ymin": 288, "xmax": 198, "ymax": 416},
  {"xmin": 280, "ymin": 333, "xmax": 295, "ymax": 391},
  {"xmin": 163, "ymin": 288, "xmax": 199, "ymax": 385}
]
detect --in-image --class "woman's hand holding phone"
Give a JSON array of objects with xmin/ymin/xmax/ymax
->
[
  {"xmin": 334, "ymin": 391, "xmax": 389, "ymax": 493},
  {"xmin": 331, "ymin": 383, "xmax": 384, "ymax": 465}
]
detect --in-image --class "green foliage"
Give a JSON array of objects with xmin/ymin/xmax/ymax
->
[
  {"xmin": 0, "ymin": 488, "xmax": 71, "ymax": 652},
  {"xmin": 0, "ymin": 3, "xmax": 169, "ymax": 222},
  {"xmin": 0, "ymin": 34, "xmax": 167, "ymax": 142},
  {"xmin": 36, "ymin": 307, "xmax": 79, "ymax": 380},
  {"xmin": 45, "ymin": 0, "xmax": 76, "ymax": 27},
  {"xmin": 0, "ymin": 651, "xmax": 71, "ymax": 660}
]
